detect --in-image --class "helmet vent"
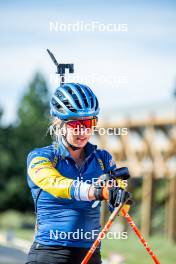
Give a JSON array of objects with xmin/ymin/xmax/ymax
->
[
  {"xmin": 64, "ymin": 100, "xmax": 77, "ymax": 112},
  {"xmin": 75, "ymin": 84, "xmax": 89, "ymax": 108},
  {"xmin": 66, "ymin": 86, "xmax": 82, "ymax": 109},
  {"xmin": 74, "ymin": 97, "xmax": 82, "ymax": 109},
  {"xmin": 90, "ymin": 96, "xmax": 94, "ymax": 108},
  {"xmin": 51, "ymin": 98, "xmax": 60, "ymax": 108},
  {"xmin": 55, "ymin": 89, "xmax": 66, "ymax": 101},
  {"xmin": 58, "ymin": 107, "xmax": 66, "ymax": 114},
  {"xmin": 52, "ymin": 98, "xmax": 65, "ymax": 114}
]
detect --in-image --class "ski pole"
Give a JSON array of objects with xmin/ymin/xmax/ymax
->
[
  {"xmin": 82, "ymin": 167, "xmax": 131, "ymax": 264},
  {"xmin": 118, "ymin": 176, "xmax": 160, "ymax": 264},
  {"xmin": 82, "ymin": 168, "xmax": 130, "ymax": 264},
  {"xmin": 121, "ymin": 208, "xmax": 160, "ymax": 264},
  {"xmin": 81, "ymin": 201, "xmax": 126, "ymax": 264}
]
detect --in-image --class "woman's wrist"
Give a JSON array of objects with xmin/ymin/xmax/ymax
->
[{"xmin": 88, "ymin": 185, "xmax": 96, "ymax": 200}]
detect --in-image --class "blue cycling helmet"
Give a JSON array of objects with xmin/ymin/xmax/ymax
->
[{"xmin": 50, "ymin": 83, "xmax": 100, "ymax": 119}]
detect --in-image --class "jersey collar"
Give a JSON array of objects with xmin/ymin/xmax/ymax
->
[{"xmin": 53, "ymin": 139, "xmax": 97, "ymax": 159}]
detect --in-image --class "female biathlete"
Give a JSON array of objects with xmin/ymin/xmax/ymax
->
[{"xmin": 26, "ymin": 82, "xmax": 131, "ymax": 264}]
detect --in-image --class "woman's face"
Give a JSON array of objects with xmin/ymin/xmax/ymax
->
[{"xmin": 64, "ymin": 116, "xmax": 95, "ymax": 148}]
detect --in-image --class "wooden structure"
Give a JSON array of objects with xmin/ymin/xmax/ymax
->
[{"xmin": 94, "ymin": 115, "xmax": 176, "ymax": 241}]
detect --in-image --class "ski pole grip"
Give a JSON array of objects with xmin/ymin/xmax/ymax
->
[
  {"xmin": 110, "ymin": 167, "xmax": 130, "ymax": 180},
  {"xmin": 110, "ymin": 167, "xmax": 130, "ymax": 190}
]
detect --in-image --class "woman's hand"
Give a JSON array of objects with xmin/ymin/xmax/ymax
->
[{"xmin": 91, "ymin": 182, "xmax": 132, "ymax": 212}]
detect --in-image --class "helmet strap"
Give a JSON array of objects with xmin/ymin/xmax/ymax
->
[{"xmin": 60, "ymin": 121, "xmax": 81, "ymax": 151}]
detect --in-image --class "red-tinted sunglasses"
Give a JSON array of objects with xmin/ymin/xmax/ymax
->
[{"xmin": 65, "ymin": 117, "xmax": 98, "ymax": 129}]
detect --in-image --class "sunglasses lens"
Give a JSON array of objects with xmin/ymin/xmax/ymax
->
[
  {"xmin": 82, "ymin": 118, "xmax": 97, "ymax": 128},
  {"xmin": 66, "ymin": 120, "xmax": 79, "ymax": 128},
  {"xmin": 66, "ymin": 117, "xmax": 97, "ymax": 129},
  {"xmin": 82, "ymin": 119, "xmax": 91, "ymax": 128}
]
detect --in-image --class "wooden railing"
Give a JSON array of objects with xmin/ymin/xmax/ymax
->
[{"xmin": 93, "ymin": 115, "xmax": 176, "ymax": 241}]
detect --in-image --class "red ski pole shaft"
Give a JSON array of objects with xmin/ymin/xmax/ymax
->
[
  {"xmin": 121, "ymin": 208, "xmax": 160, "ymax": 264},
  {"xmin": 81, "ymin": 202, "xmax": 123, "ymax": 264}
]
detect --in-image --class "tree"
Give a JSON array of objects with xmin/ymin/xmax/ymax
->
[
  {"xmin": 0, "ymin": 72, "xmax": 51, "ymax": 211},
  {"xmin": 17, "ymin": 72, "xmax": 51, "ymax": 149}
]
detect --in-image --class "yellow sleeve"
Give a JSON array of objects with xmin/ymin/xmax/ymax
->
[{"xmin": 28, "ymin": 156, "xmax": 74, "ymax": 199}]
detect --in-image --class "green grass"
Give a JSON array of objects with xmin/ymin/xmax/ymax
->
[
  {"xmin": 17, "ymin": 229, "xmax": 174, "ymax": 264},
  {"xmin": 0, "ymin": 210, "xmax": 35, "ymax": 241},
  {"xmin": 14, "ymin": 228, "xmax": 35, "ymax": 241},
  {"xmin": 1, "ymin": 228, "xmax": 176, "ymax": 263},
  {"xmin": 0, "ymin": 228, "xmax": 35, "ymax": 242},
  {"xmin": 0, "ymin": 210, "xmax": 176, "ymax": 263},
  {"xmin": 101, "ymin": 233, "xmax": 176, "ymax": 264}
]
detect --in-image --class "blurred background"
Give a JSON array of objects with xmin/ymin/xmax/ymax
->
[{"xmin": 0, "ymin": 0, "xmax": 176, "ymax": 263}]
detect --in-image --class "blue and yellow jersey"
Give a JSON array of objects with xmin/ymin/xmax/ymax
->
[{"xmin": 27, "ymin": 141, "xmax": 116, "ymax": 247}]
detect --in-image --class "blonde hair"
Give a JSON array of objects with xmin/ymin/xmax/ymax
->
[{"xmin": 47, "ymin": 117, "xmax": 63, "ymax": 142}]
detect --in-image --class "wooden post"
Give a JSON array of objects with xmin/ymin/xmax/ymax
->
[
  {"xmin": 166, "ymin": 175, "xmax": 176, "ymax": 241},
  {"xmin": 100, "ymin": 200, "xmax": 109, "ymax": 227},
  {"xmin": 141, "ymin": 172, "xmax": 153, "ymax": 236}
]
